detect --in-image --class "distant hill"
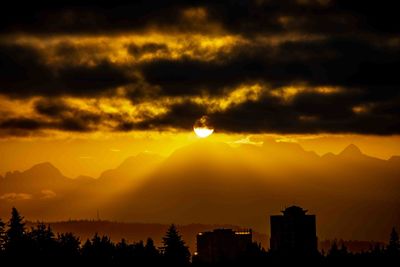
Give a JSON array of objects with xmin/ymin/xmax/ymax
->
[
  {"xmin": 0, "ymin": 162, "xmax": 83, "ymax": 196},
  {"xmin": 96, "ymin": 152, "xmax": 164, "ymax": 191},
  {"xmin": 1, "ymin": 141, "xmax": 399, "ymax": 242}
]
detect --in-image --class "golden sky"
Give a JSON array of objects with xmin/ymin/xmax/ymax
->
[
  {"xmin": 0, "ymin": 1, "xmax": 399, "ymax": 176},
  {"xmin": 1, "ymin": 132, "xmax": 399, "ymax": 177},
  {"xmin": 1, "ymin": 2, "xmax": 400, "ymax": 245}
]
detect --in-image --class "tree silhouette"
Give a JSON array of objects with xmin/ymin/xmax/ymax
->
[
  {"xmin": 57, "ymin": 232, "xmax": 81, "ymax": 262},
  {"xmin": 372, "ymin": 243, "xmax": 382, "ymax": 255},
  {"xmin": 29, "ymin": 222, "xmax": 57, "ymax": 261},
  {"xmin": 326, "ymin": 240, "xmax": 350, "ymax": 265},
  {"xmin": 145, "ymin": 238, "xmax": 159, "ymax": 257},
  {"xmin": 327, "ymin": 240, "xmax": 339, "ymax": 257},
  {"xmin": 0, "ymin": 218, "xmax": 5, "ymax": 250},
  {"xmin": 0, "ymin": 207, "xmax": 399, "ymax": 266},
  {"xmin": 145, "ymin": 238, "xmax": 161, "ymax": 265},
  {"xmin": 162, "ymin": 224, "xmax": 190, "ymax": 266},
  {"xmin": 6, "ymin": 207, "xmax": 26, "ymax": 252},
  {"xmin": 387, "ymin": 227, "xmax": 400, "ymax": 255},
  {"xmin": 30, "ymin": 223, "xmax": 55, "ymax": 245},
  {"xmin": 82, "ymin": 233, "xmax": 115, "ymax": 265},
  {"xmin": 339, "ymin": 243, "xmax": 349, "ymax": 256},
  {"xmin": 132, "ymin": 240, "xmax": 146, "ymax": 265},
  {"xmin": 115, "ymin": 238, "xmax": 132, "ymax": 265}
]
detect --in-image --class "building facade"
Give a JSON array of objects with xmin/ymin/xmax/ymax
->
[
  {"xmin": 270, "ymin": 206, "xmax": 317, "ymax": 255},
  {"xmin": 196, "ymin": 228, "xmax": 252, "ymax": 263}
]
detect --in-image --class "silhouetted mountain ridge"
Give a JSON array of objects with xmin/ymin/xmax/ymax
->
[
  {"xmin": 26, "ymin": 161, "xmax": 63, "ymax": 176},
  {"xmin": 0, "ymin": 142, "xmax": 399, "ymax": 242},
  {"xmin": 0, "ymin": 161, "xmax": 73, "ymax": 195},
  {"xmin": 104, "ymin": 141, "xmax": 400, "ymax": 241},
  {"xmin": 339, "ymin": 144, "xmax": 363, "ymax": 157},
  {"xmin": 99, "ymin": 152, "xmax": 164, "ymax": 182}
]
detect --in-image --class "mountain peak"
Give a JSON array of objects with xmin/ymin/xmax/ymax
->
[
  {"xmin": 26, "ymin": 162, "xmax": 63, "ymax": 177},
  {"xmin": 30, "ymin": 161, "xmax": 57, "ymax": 170},
  {"xmin": 118, "ymin": 152, "xmax": 163, "ymax": 169},
  {"xmin": 339, "ymin": 144, "xmax": 362, "ymax": 157},
  {"xmin": 322, "ymin": 152, "xmax": 335, "ymax": 159}
]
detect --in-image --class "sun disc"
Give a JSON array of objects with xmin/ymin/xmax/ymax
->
[{"xmin": 194, "ymin": 127, "xmax": 214, "ymax": 138}]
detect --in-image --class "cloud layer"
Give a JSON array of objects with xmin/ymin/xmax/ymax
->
[{"xmin": 0, "ymin": 1, "xmax": 399, "ymax": 136}]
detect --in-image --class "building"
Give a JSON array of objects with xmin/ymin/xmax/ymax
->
[
  {"xmin": 270, "ymin": 206, "xmax": 317, "ymax": 255},
  {"xmin": 196, "ymin": 228, "xmax": 252, "ymax": 263}
]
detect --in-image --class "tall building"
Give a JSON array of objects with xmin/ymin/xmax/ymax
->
[
  {"xmin": 196, "ymin": 228, "xmax": 252, "ymax": 263},
  {"xmin": 270, "ymin": 206, "xmax": 317, "ymax": 255}
]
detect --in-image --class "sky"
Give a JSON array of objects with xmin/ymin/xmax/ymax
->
[{"xmin": 0, "ymin": 0, "xmax": 400, "ymax": 175}]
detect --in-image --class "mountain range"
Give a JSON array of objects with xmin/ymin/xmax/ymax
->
[{"xmin": 1, "ymin": 141, "xmax": 399, "ymax": 242}]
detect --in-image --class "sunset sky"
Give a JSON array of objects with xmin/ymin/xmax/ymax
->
[
  {"xmin": 0, "ymin": 2, "xmax": 400, "ymax": 243},
  {"xmin": 0, "ymin": 1, "xmax": 399, "ymax": 176}
]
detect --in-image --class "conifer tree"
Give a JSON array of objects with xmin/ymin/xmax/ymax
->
[
  {"xmin": 30, "ymin": 223, "xmax": 56, "ymax": 253},
  {"xmin": 57, "ymin": 232, "xmax": 81, "ymax": 258},
  {"xmin": 145, "ymin": 238, "xmax": 160, "ymax": 265},
  {"xmin": 145, "ymin": 238, "xmax": 159, "ymax": 257},
  {"xmin": 6, "ymin": 207, "xmax": 26, "ymax": 250},
  {"xmin": 162, "ymin": 224, "xmax": 190, "ymax": 266}
]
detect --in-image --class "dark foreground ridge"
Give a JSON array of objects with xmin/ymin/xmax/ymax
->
[{"xmin": 0, "ymin": 207, "xmax": 399, "ymax": 266}]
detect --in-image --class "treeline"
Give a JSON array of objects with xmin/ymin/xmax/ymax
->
[
  {"xmin": 0, "ymin": 207, "xmax": 189, "ymax": 266},
  {"xmin": 0, "ymin": 207, "xmax": 399, "ymax": 266}
]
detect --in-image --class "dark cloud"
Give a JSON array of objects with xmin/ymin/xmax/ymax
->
[
  {"xmin": 208, "ymin": 93, "xmax": 400, "ymax": 135},
  {"xmin": 0, "ymin": 1, "xmax": 190, "ymax": 35},
  {"xmin": 35, "ymin": 98, "xmax": 71, "ymax": 117},
  {"xmin": 291, "ymin": 91, "xmax": 357, "ymax": 120},
  {"xmin": 34, "ymin": 99, "xmax": 102, "ymax": 132},
  {"xmin": 0, "ymin": 116, "xmax": 97, "ymax": 133},
  {"xmin": 53, "ymin": 41, "xmax": 103, "ymax": 64},
  {"xmin": 0, "ymin": 1, "xmax": 399, "ymax": 135},
  {"xmin": 0, "ymin": 43, "xmax": 137, "ymax": 98},
  {"xmin": 56, "ymin": 61, "xmax": 136, "ymax": 95},
  {"xmin": 1, "ymin": 90, "xmax": 399, "ymax": 135},
  {"xmin": 1, "ymin": 1, "xmax": 399, "ymax": 36},
  {"xmin": 140, "ymin": 37, "xmax": 400, "ymax": 98},
  {"xmin": 112, "ymin": 87, "xmax": 400, "ymax": 135},
  {"xmin": 140, "ymin": 101, "xmax": 207, "ymax": 130},
  {"xmin": 143, "ymin": 95, "xmax": 301, "ymax": 134},
  {"xmin": 127, "ymin": 43, "xmax": 169, "ymax": 58},
  {"xmin": 0, "ymin": 118, "xmax": 45, "ymax": 130},
  {"xmin": 0, "ymin": 99, "xmax": 104, "ymax": 133},
  {"xmin": 0, "ymin": 44, "xmax": 55, "ymax": 96},
  {"xmin": 57, "ymin": 117, "xmax": 97, "ymax": 132},
  {"xmin": 140, "ymin": 59, "xmax": 232, "ymax": 96},
  {"xmin": 115, "ymin": 100, "xmax": 207, "ymax": 132}
]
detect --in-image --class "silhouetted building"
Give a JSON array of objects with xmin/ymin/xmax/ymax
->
[
  {"xmin": 196, "ymin": 228, "xmax": 252, "ymax": 263},
  {"xmin": 270, "ymin": 206, "xmax": 317, "ymax": 255}
]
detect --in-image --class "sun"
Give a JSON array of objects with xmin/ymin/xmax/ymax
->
[
  {"xmin": 193, "ymin": 115, "xmax": 214, "ymax": 138},
  {"xmin": 194, "ymin": 127, "xmax": 214, "ymax": 138}
]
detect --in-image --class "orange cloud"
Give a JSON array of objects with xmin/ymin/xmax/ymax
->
[{"xmin": 0, "ymin": 192, "xmax": 33, "ymax": 201}]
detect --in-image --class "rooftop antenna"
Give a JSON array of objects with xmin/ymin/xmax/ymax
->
[{"xmin": 96, "ymin": 209, "xmax": 100, "ymax": 221}]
